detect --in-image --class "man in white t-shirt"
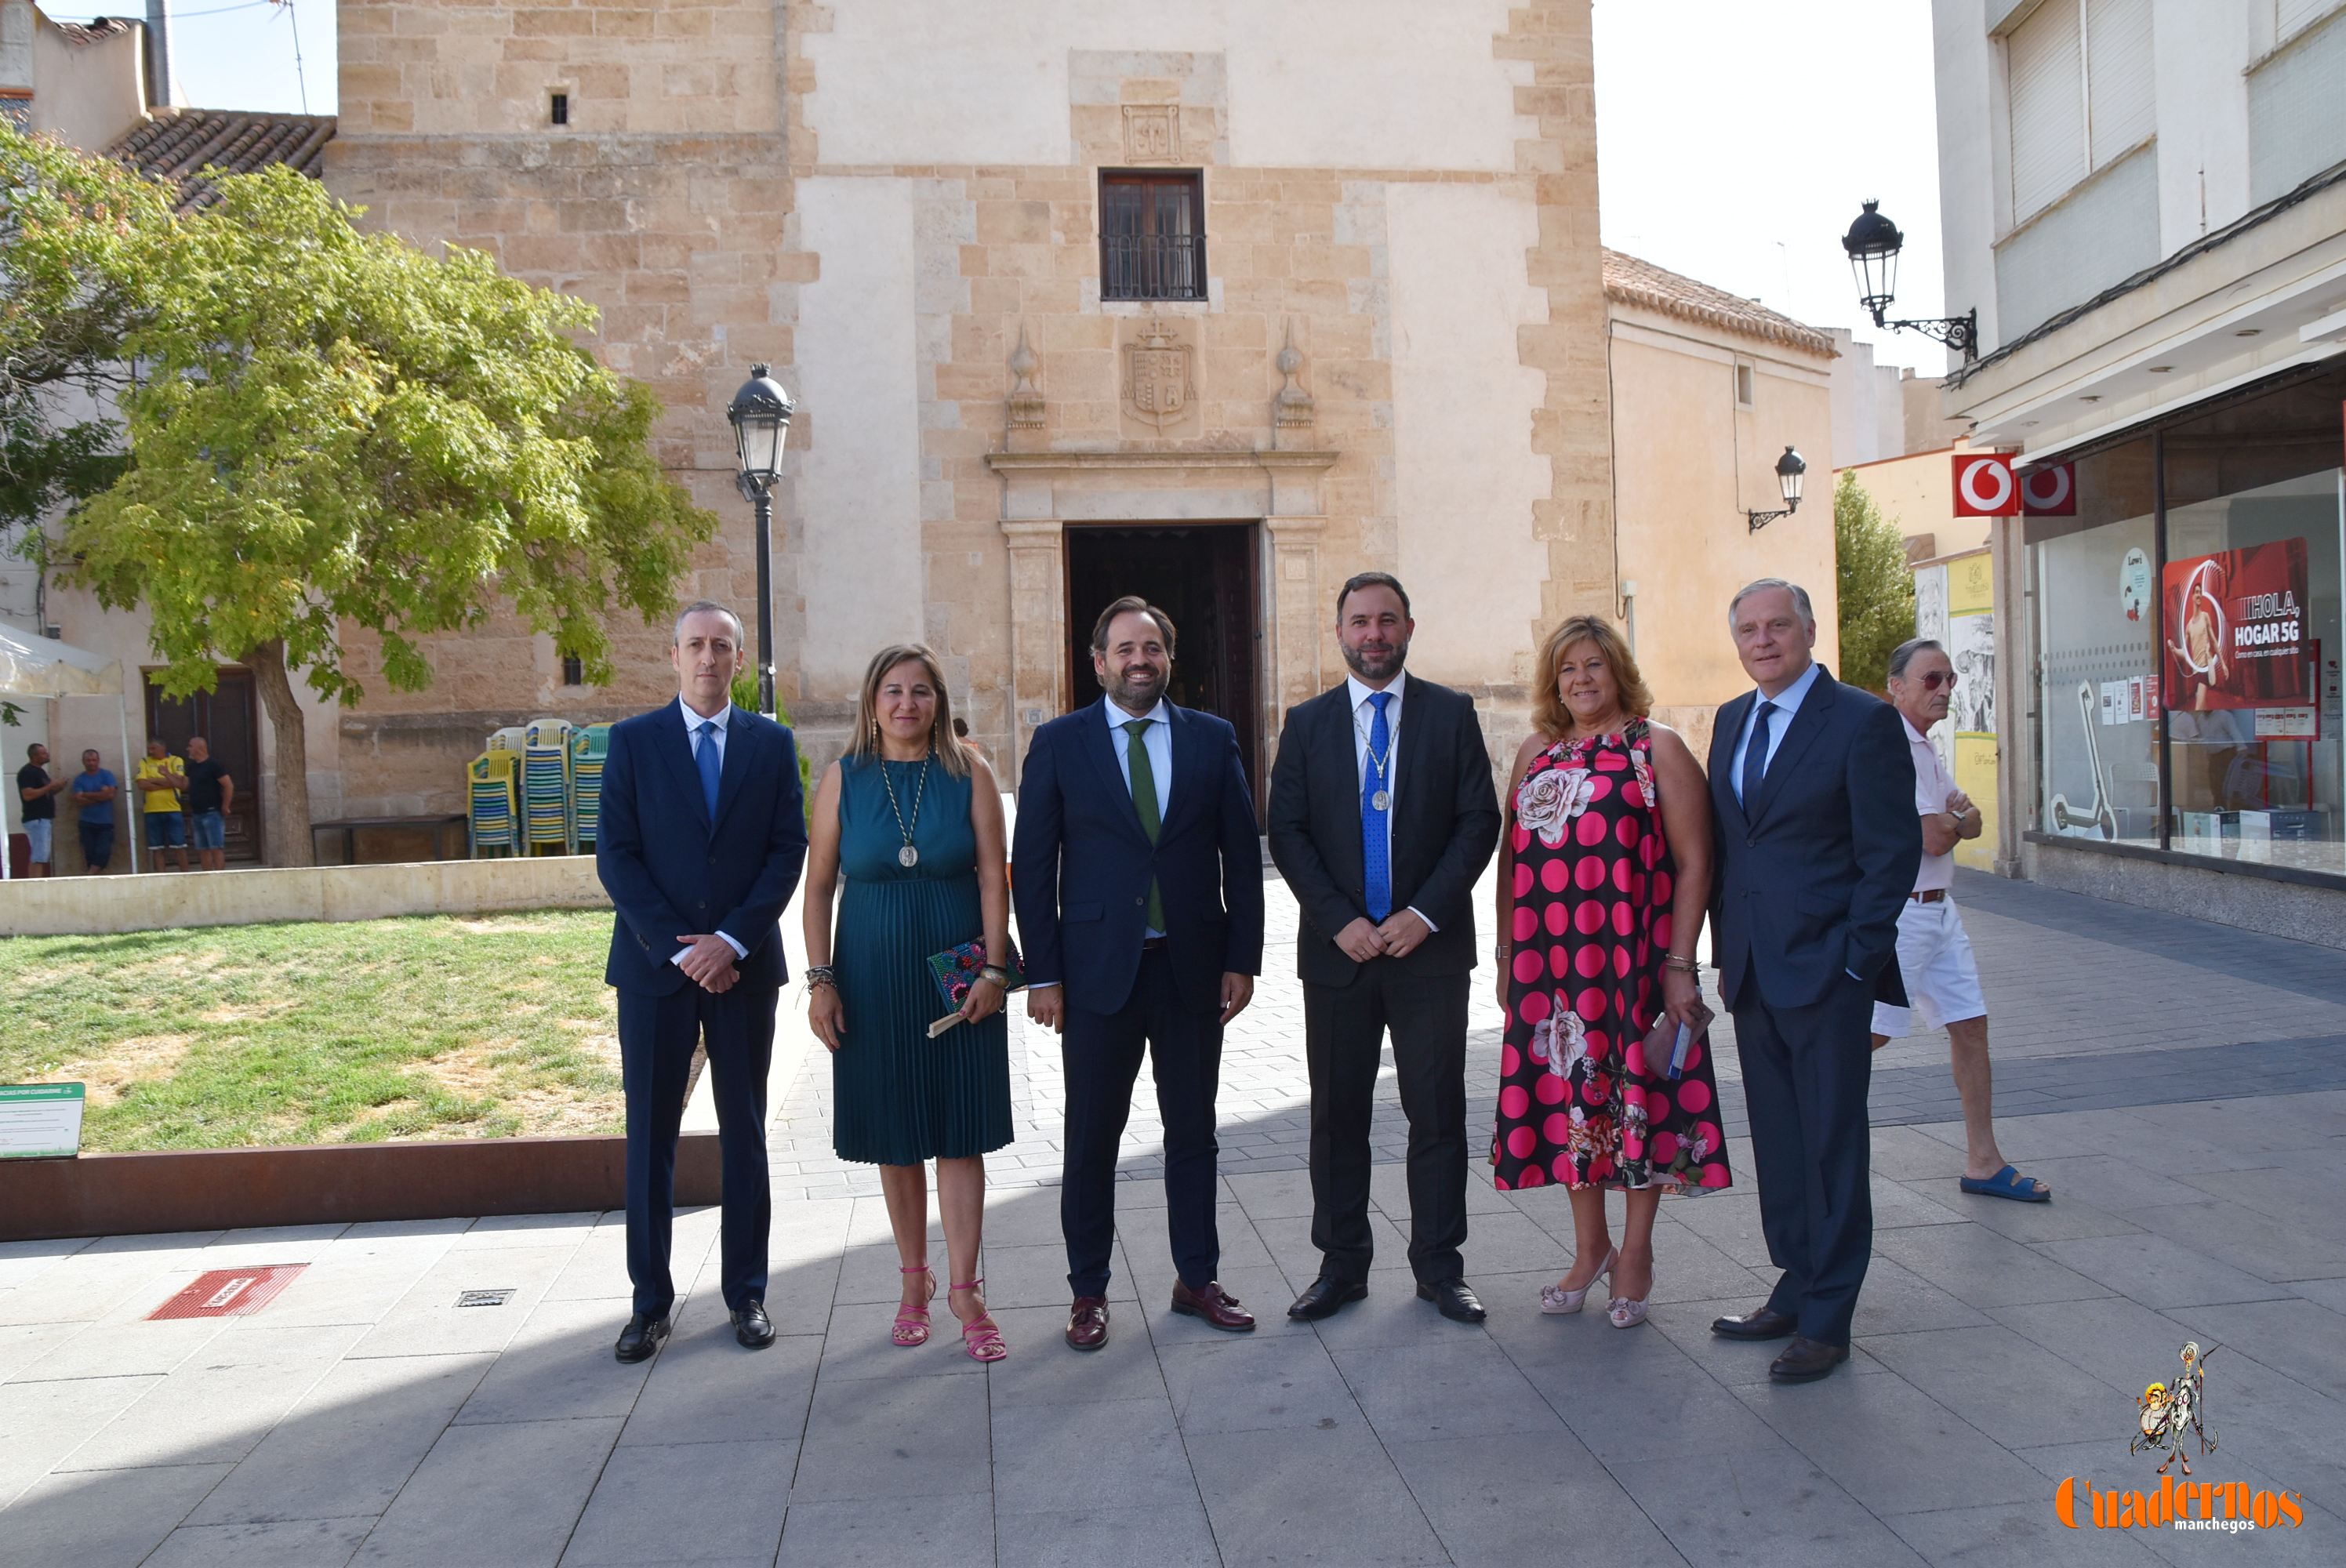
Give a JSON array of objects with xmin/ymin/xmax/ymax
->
[{"xmin": 1871, "ymin": 638, "xmax": 2050, "ymax": 1203}]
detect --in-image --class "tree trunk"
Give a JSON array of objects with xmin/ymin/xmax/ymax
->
[{"xmin": 245, "ymin": 639, "xmax": 315, "ymax": 868}]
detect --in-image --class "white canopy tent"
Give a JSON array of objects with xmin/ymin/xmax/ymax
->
[{"xmin": 0, "ymin": 623, "xmax": 140, "ymax": 878}]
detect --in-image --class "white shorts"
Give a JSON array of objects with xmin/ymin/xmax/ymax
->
[{"xmin": 1870, "ymin": 896, "xmax": 1987, "ymax": 1037}]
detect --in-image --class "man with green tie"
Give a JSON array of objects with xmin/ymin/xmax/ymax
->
[{"xmin": 1012, "ymin": 596, "xmax": 1267, "ymax": 1351}]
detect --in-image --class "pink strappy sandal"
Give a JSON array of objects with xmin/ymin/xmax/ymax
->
[
  {"xmin": 950, "ymin": 1279, "xmax": 1007, "ymax": 1363},
  {"xmin": 892, "ymin": 1265, "xmax": 934, "ymax": 1348}
]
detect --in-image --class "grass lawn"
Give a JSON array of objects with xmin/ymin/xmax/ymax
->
[{"xmin": 0, "ymin": 910, "xmax": 623, "ymax": 1152}]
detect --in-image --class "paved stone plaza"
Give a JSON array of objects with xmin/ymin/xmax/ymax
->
[{"xmin": 4, "ymin": 869, "xmax": 2344, "ymax": 1566}]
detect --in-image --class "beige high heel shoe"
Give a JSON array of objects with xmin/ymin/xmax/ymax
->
[{"xmin": 1538, "ymin": 1245, "xmax": 1616, "ymax": 1315}]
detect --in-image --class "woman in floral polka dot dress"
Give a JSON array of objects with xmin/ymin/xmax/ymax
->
[{"xmin": 1492, "ymin": 615, "xmax": 1729, "ymax": 1329}]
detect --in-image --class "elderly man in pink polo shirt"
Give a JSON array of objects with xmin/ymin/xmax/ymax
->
[{"xmin": 1870, "ymin": 637, "xmax": 2049, "ymax": 1203}]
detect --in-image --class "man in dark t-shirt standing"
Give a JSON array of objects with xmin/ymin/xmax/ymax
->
[
  {"xmin": 16, "ymin": 742, "xmax": 68, "ymax": 877},
  {"xmin": 183, "ymin": 736, "xmax": 236, "ymax": 873}
]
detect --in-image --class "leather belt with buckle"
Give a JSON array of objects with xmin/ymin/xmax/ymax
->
[
  {"xmin": 1910, "ymin": 888, "xmax": 1947, "ymax": 904},
  {"xmin": 1140, "ymin": 936, "xmax": 1169, "ymax": 951}
]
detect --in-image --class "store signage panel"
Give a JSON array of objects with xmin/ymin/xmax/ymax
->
[
  {"xmin": 2160, "ymin": 539, "xmax": 2311, "ymax": 710},
  {"xmin": 2020, "ymin": 462, "xmax": 2076, "ymax": 515},
  {"xmin": 1952, "ymin": 452, "xmax": 2021, "ymax": 517}
]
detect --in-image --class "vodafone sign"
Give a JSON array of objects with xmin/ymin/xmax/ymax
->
[
  {"xmin": 2021, "ymin": 463, "xmax": 2077, "ymax": 515},
  {"xmin": 1952, "ymin": 452, "xmax": 2020, "ymax": 517}
]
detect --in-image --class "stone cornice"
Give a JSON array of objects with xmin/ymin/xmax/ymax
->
[{"xmin": 983, "ymin": 448, "xmax": 1338, "ymax": 476}]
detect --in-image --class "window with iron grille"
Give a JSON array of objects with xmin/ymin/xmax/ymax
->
[
  {"xmin": 1100, "ymin": 171, "xmax": 1207, "ymax": 303},
  {"xmin": 561, "ymin": 655, "xmax": 583, "ymax": 686}
]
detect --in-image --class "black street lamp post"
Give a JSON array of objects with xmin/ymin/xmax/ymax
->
[
  {"xmin": 1745, "ymin": 445, "xmax": 1807, "ymax": 532},
  {"xmin": 725, "ymin": 363, "xmax": 795, "ymax": 717},
  {"xmin": 1841, "ymin": 199, "xmax": 1978, "ymax": 361}
]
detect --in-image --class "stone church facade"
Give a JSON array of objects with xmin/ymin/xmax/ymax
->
[{"xmin": 325, "ymin": 0, "xmax": 1612, "ymax": 812}]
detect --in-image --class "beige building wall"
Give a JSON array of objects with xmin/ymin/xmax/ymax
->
[
  {"xmin": 1839, "ymin": 443, "xmax": 1986, "ymax": 561},
  {"xmin": 325, "ymin": 0, "xmax": 1614, "ymax": 818},
  {"xmin": 1607, "ymin": 307, "xmax": 1838, "ymax": 760},
  {"xmin": 16, "ymin": 8, "xmax": 149, "ymax": 153}
]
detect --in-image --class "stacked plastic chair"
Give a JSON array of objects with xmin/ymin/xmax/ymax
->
[
  {"xmin": 523, "ymin": 718, "xmax": 575, "ymax": 855},
  {"xmin": 570, "ymin": 724, "xmax": 611, "ymax": 851},
  {"xmin": 467, "ymin": 749, "xmax": 521, "ymax": 858}
]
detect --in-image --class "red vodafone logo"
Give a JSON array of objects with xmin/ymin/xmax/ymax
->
[
  {"xmin": 2022, "ymin": 463, "xmax": 2077, "ymax": 515},
  {"xmin": 1953, "ymin": 452, "xmax": 2020, "ymax": 517}
]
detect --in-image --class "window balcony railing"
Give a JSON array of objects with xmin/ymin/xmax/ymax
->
[{"xmin": 1101, "ymin": 232, "xmax": 1208, "ymax": 303}]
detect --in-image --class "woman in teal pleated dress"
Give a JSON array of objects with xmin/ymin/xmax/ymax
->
[{"xmin": 804, "ymin": 644, "xmax": 1015, "ymax": 1361}]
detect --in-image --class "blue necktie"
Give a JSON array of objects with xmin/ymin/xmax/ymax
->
[
  {"xmin": 1740, "ymin": 700, "xmax": 1777, "ymax": 809},
  {"xmin": 1362, "ymin": 691, "xmax": 1393, "ymax": 922},
  {"xmin": 695, "ymin": 720, "xmax": 721, "ymax": 820}
]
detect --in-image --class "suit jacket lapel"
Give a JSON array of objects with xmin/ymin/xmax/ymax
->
[
  {"xmin": 1712, "ymin": 692, "xmax": 1751, "ymax": 833},
  {"xmin": 1086, "ymin": 702, "xmax": 1153, "ymax": 844},
  {"xmin": 1749, "ymin": 670, "xmax": 1837, "ymax": 826},
  {"xmin": 1160, "ymin": 704, "xmax": 1198, "ymax": 836},
  {"xmin": 1385, "ymin": 681, "xmax": 1416, "ymax": 829},
  {"xmin": 710, "ymin": 707, "xmax": 755, "ymax": 832},
  {"xmin": 662, "ymin": 703, "xmax": 713, "ymax": 831},
  {"xmin": 1320, "ymin": 686, "xmax": 1366, "ymax": 883}
]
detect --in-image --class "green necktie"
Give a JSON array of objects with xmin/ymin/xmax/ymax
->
[{"xmin": 1123, "ymin": 718, "xmax": 1165, "ymax": 931}]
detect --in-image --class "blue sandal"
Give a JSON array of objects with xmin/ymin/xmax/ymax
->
[{"xmin": 1959, "ymin": 1165, "xmax": 2050, "ymax": 1203}]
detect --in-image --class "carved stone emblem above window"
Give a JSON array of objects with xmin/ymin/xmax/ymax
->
[
  {"xmin": 1121, "ymin": 317, "xmax": 1193, "ymax": 432},
  {"xmin": 1122, "ymin": 104, "xmax": 1181, "ymax": 163}
]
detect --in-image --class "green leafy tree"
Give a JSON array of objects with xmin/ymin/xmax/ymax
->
[
  {"xmin": 1834, "ymin": 469, "xmax": 1916, "ymax": 694},
  {"xmin": 0, "ymin": 125, "xmax": 165, "ymax": 551},
  {"xmin": 43, "ymin": 154, "xmax": 716, "ymax": 866}
]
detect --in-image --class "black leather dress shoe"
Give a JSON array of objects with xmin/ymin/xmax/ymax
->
[
  {"xmin": 1710, "ymin": 1305, "xmax": 1798, "ymax": 1341},
  {"xmin": 614, "ymin": 1312, "xmax": 669, "ymax": 1363},
  {"xmin": 732, "ymin": 1303, "xmax": 775, "ymax": 1349},
  {"xmin": 1286, "ymin": 1276, "xmax": 1367, "ymax": 1321},
  {"xmin": 1769, "ymin": 1336, "xmax": 1850, "ymax": 1383},
  {"xmin": 1416, "ymin": 1279, "xmax": 1487, "ymax": 1323}
]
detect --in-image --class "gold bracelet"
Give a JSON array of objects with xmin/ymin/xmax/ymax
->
[{"xmin": 1661, "ymin": 954, "xmax": 1699, "ymax": 974}]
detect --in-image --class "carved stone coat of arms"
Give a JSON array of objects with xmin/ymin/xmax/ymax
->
[{"xmin": 1122, "ymin": 318, "xmax": 1193, "ymax": 431}]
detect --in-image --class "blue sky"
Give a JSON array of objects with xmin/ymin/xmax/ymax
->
[{"xmin": 44, "ymin": 1, "xmax": 1949, "ymax": 369}]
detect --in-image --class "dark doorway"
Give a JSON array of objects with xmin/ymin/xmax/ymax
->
[
  {"xmin": 1065, "ymin": 522, "xmax": 1262, "ymax": 807},
  {"xmin": 144, "ymin": 669, "xmax": 263, "ymax": 863}
]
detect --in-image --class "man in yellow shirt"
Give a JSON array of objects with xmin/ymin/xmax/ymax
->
[{"xmin": 134, "ymin": 738, "xmax": 190, "ymax": 872}]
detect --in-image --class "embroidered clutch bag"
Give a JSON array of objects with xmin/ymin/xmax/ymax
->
[{"xmin": 924, "ymin": 936, "xmax": 1026, "ymax": 1036}]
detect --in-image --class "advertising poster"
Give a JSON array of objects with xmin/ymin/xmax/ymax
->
[
  {"xmin": 2161, "ymin": 539, "xmax": 2310, "ymax": 711},
  {"xmin": 1943, "ymin": 551, "xmax": 1997, "ymax": 871}
]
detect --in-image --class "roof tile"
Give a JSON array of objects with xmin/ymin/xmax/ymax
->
[
  {"xmin": 1602, "ymin": 248, "xmax": 1836, "ymax": 358},
  {"xmin": 106, "ymin": 109, "xmax": 336, "ymax": 213}
]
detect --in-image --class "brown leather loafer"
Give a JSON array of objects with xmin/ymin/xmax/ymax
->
[
  {"xmin": 1066, "ymin": 1296, "xmax": 1110, "ymax": 1352},
  {"xmin": 1171, "ymin": 1279, "xmax": 1256, "ymax": 1333},
  {"xmin": 1769, "ymin": 1335, "xmax": 1850, "ymax": 1383},
  {"xmin": 1711, "ymin": 1305, "xmax": 1798, "ymax": 1341}
]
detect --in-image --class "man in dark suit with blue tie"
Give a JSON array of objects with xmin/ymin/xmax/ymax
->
[
  {"xmin": 1705, "ymin": 579, "xmax": 1919, "ymax": 1382},
  {"xmin": 597, "ymin": 601, "xmax": 808, "ymax": 1363},
  {"xmin": 1269, "ymin": 573, "xmax": 1502, "ymax": 1326},
  {"xmin": 1013, "ymin": 596, "xmax": 1266, "ymax": 1352}
]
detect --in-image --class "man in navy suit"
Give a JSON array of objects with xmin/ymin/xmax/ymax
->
[
  {"xmin": 597, "ymin": 601, "xmax": 808, "ymax": 1363},
  {"xmin": 1013, "ymin": 595, "xmax": 1266, "ymax": 1352},
  {"xmin": 1705, "ymin": 579, "xmax": 1919, "ymax": 1382}
]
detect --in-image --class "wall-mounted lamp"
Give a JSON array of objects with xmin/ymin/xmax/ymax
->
[
  {"xmin": 1841, "ymin": 199, "xmax": 1977, "ymax": 361},
  {"xmin": 1745, "ymin": 445, "xmax": 1807, "ymax": 532}
]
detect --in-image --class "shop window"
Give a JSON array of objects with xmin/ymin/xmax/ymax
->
[
  {"xmin": 2027, "ymin": 437, "xmax": 2161, "ymax": 848},
  {"xmin": 1100, "ymin": 171, "xmax": 1207, "ymax": 303},
  {"xmin": 2025, "ymin": 360, "xmax": 2346, "ymax": 875},
  {"xmin": 2156, "ymin": 372, "xmax": 2346, "ymax": 870}
]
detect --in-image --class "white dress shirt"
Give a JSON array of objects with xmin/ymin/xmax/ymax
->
[
  {"xmin": 1729, "ymin": 659, "xmax": 1823, "ymax": 805},
  {"xmin": 674, "ymin": 696, "xmax": 748, "ymax": 964},
  {"xmin": 1345, "ymin": 671, "xmax": 1436, "ymax": 932}
]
